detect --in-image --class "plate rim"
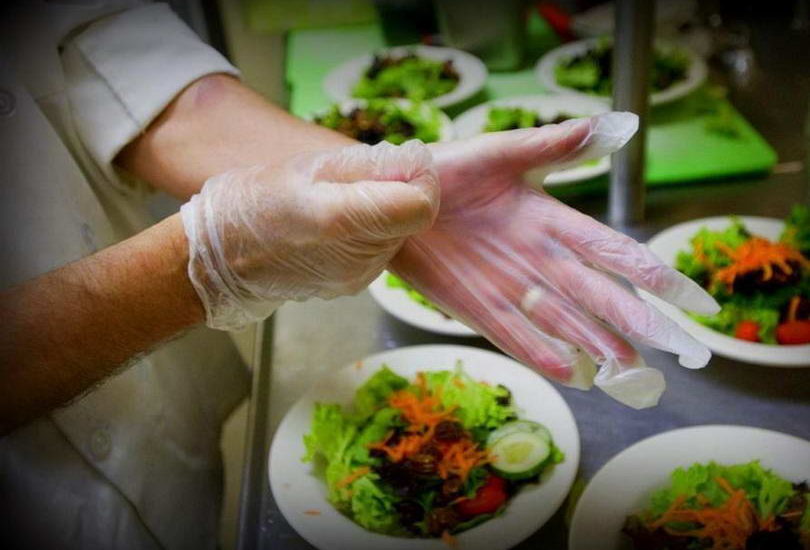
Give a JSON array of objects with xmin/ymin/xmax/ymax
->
[
  {"xmin": 643, "ymin": 215, "xmax": 810, "ymax": 367},
  {"xmin": 568, "ymin": 424, "xmax": 810, "ymax": 550},
  {"xmin": 323, "ymin": 44, "xmax": 488, "ymax": 108},
  {"xmin": 268, "ymin": 344, "xmax": 581, "ymax": 550}
]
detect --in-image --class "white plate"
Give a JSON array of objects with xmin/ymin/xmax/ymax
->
[
  {"xmin": 452, "ymin": 94, "xmax": 611, "ymax": 186},
  {"xmin": 310, "ymin": 99, "xmax": 455, "ymax": 143},
  {"xmin": 535, "ymin": 38, "xmax": 707, "ymax": 106},
  {"xmin": 369, "ymin": 271, "xmax": 476, "ymax": 336},
  {"xmin": 569, "ymin": 425, "xmax": 810, "ymax": 550},
  {"xmin": 323, "ymin": 45, "xmax": 488, "ymax": 109},
  {"xmin": 269, "ymin": 344, "xmax": 580, "ymax": 550},
  {"xmin": 642, "ymin": 216, "xmax": 810, "ymax": 367}
]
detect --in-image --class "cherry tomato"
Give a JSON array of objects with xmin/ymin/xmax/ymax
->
[
  {"xmin": 776, "ymin": 320, "xmax": 810, "ymax": 345},
  {"xmin": 734, "ymin": 320, "xmax": 760, "ymax": 342},
  {"xmin": 455, "ymin": 475, "xmax": 507, "ymax": 517}
]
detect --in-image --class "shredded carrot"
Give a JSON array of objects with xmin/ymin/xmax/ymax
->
[
  {"xmin": 304, "ymin": 509, "xmax": 321, "ymax": 516},
  {"xmin": 441, "ymin": 530, "xmax": 458, "ymax": 548},
  {"xmin": 335, "ymin": 466, "xmax": 371, "ymax": 489},
  {"xmin": 366, "ymin": 377, "xmax": 490, "ymax": 482},
  {"xmin": 647, "ymin": 476, "xmax": 778, "ymax": 550},
  {"xmin": 787, "ymin": 295, "xmax": 802, "ymax": 322},
  {"xmin": 713, "ymin": 237, "xmax": 808, "ymax": 291}
]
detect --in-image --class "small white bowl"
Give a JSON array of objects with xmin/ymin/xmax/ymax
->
[
  {"xmin": 452, "ymin": 94, "xmax": 611, "ymax": 186},
  {"xmin": 269, "ymin": 344, "xmax": 580, "ymax": 550},
  {"xmin": 569, "ymin": 425, "xmax": 810, "ymax": 550},
  {"xmin": 311, "ymin": 99, "xmax": 454, "ymax": 143},
  {"xmin": 535, "ymin": 38, "xmax": 707, "ymax": 106},
  {"xmin": 642, "ymin": 216, "xmax": 810, "ymax": 367},
  {"xmin": 324, "ymin": 45, "xmax": 488, "ymax": 109}
]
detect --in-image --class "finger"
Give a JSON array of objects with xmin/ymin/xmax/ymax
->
[
  {"xmin": 430, "ymin": 112, "xmax": 637, "ymax": 179},
  {"xmin": 542, "ymin": 199, "xmax": 720, "ymax": 315},
  {"xmin": 520, "ymin": 282, "xmax": 638, "ymax": 364},
  {"xmin": 314, "ymin": 140, "xmax": 440, "ymax": 208},
  {"xmin": 536, "ymin": 248, "xmax": 712, "ymax": 370},
  {"xmin": 391, "ymin": 239, "xmax": 594, "ymax": 387},
  {"xmin": 316, "ymin": 177, "xmax": 438, "ymax": 239}
]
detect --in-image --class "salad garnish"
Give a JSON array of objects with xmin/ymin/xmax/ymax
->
[
  {"xmin": 302, "ymin": 365, "xmax": 563, "ymax": 538},
  {"xmin": 675, "ymin": 206, "xmax": 810, "ymax": 345},
  {"xmin": 484, "ymin": 107, "xmax": 574, "ymax": 132},
  {"xmin": 623, "ymin": 461, "xmax": 809, "ymax": 550}
]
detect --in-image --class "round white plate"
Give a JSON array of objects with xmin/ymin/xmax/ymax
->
[
  {"xmin": 535, "ymin": 38, "xmax": 707, "ymax": 106},
  {"xmin": 323, "ymin": 45, "xmax": 488, "ymax": 109},
  {"xmin": 269, "ymin": 344, "xmax": 580, "ymax": 550},
  {"xmin": 569, "ymin": 425, "xmax": 810, "ymax": 550},
  {"xmin": 310, "ymin": 99, "xmax": 455, "ymax": 143},
  {"xmin": 369, "ymin": 271, "xmax": 476, "ymax": 336},
  {"xmin": 452, "ymin": 94, "xmax": 611, "ymax": 186},
  {"xmin": 642, "ymin": 216, "xmax": 810, "ymax": 367}
]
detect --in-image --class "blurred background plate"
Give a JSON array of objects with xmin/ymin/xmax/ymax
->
[
  {"xmin": 452, "ymin": 94, "xmax": 610, "ymax": 186},
  {"xmin": 535, "ymin": 38, "xmax": 707, "ymax": 107},
  {"xmin": 642, "ymin": 216, "xmax": 810, "ymax": 367},
  {"xmin": 269, "ymin": 344, "xmax": 580, "ymax": 550},
  {"xmin": 569, "ymin": 425, "xmax": 810, "ymax": 550},
  {"xmin": 323, "ymin": 45, "xmax": 488, "ymax": 108}
]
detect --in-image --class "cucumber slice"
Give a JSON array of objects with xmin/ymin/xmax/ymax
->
[
  {"xmin": 489, "ymin": 431, "xmax": 551, "ymax": 480},
  {"xmin": 487, "ymin": 420, "xmax": 551, "ymax": 448}
]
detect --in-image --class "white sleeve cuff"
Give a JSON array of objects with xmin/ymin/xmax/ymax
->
[{"xmin": 61, "ymin": 3, "xmax": 240, "ymax": 192}]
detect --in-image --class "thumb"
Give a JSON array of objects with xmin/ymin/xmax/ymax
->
[
  {"xmin": 431, "ymin": 111, "xmax": 638, "ymax": 178},
  {"xmin": 323, "ymin": 172, "xmax": 439, "ymax": 239}
]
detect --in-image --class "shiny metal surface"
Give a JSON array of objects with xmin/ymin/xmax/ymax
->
[
  {"xmin": 238, "ymin": 11, "xmax": 810, "ymax": 549},
  {"xmin": 610, "ymin": 0, "xmax": 654, "ymax": 226}
]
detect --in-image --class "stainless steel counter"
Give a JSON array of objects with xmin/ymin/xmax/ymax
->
[{"xmin": 237, "ymin": 11, "xmax": 810, "ymax": 550}]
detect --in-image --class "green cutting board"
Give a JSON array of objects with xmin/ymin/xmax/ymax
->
[{"xmin": 286, "ymin": 21, "xmax": 777, "ymax": 185}]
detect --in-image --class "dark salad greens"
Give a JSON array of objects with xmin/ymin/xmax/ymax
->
[
  {"xmin": 675, "ymin": 206, "xmax": 810, "ymax": 345},
  {"xmin": 555, "ymin": 39, "xmax": 690, "ymax": 96},
  {"xmin": 303, "ymin": 366, "xmax": 563, "ymax": 539},
  {"xmin": 353, "ymin": 53, "xmax": 459, "ymax": 102},
  {"xmin": 314, "ymin": 100, "xmax": 442, "ymax": 145},
  {"xmin": 484, "ymin": 107, "xmax": 575, "ymax": 132},
  {"xmin": 623, "ymin": 461, "xmax": 810, "ymax": 550}
]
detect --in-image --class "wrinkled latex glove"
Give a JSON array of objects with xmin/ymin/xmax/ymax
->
[
  {"xmin": 392, "ymin": 112, "xmax": 720, "ymax": 409},
  {"xmin": 181, "ymin": 141, "xmax": 438, "ymax": 331}
]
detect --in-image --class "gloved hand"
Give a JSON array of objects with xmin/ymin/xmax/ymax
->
[
  {"xmin": 181, "ymin": 141, "xmax": 439, "ymax": 331},
  {"xmin": 392, "ymin": 112, "xmax": 720, "ymax": 409}
]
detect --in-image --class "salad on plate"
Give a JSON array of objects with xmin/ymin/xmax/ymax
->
[
  {"xmin": 313, "ymin": 99, "xmax": 444, "ymax": 145},
  {"xmin": 353, "ymin": 52, "xmax": 460, "ymax": 102},
  {"xmin": 302, "ymin": 365, "xmax": 563, "ymax": 540},
  {"xmin": 674, "ymin": 206, "xmax": 810, "ymax": 345},
  {"xmin": 483, "ymin": 107, "xmax": 575, "ymax": 132},
  {"xmin": 623, "ymin": 461, "xmax": 810, "ymax": 550},
  {"xmin": 555, "ymin": 39, "xmax": 689, "ymax": 96}
]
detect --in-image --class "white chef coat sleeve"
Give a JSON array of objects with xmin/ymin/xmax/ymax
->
[{"xmin": 61, "ymin": 3, "xmax": 240, "ymax": 192}]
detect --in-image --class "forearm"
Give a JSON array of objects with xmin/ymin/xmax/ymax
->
[
  {"xmin": 116, "ymin": 74, "xmax": 355, "ymax": 199},
  {"xmin": 0, "ymin": 214, "xmax": 201, "ymax": 433}
]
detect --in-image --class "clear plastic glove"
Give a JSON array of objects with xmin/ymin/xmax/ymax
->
[
  {"xmin": 393, "ymin": 112, "xmax": 720, "ymax": 409},
  {"xmin": 181, "ymin": 141, "xmax": 439, "ymax": 331}
]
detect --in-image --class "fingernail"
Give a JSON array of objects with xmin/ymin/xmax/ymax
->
[
  {"xmin": 585, "ymin": 112, "xmax": 639, "ymax": 156},
  {"xmin": 594, "ymin": 357, "xmax": 665, "ymax": 409}
]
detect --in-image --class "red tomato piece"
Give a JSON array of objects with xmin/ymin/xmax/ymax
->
[
  {"xmin": 776, "ymin": 320, "xmax": 810, "ymax": 345},
  {"xmin": 455, "ymin": 475, "xmax": 507, "ymax": 518},
  {"xmin": 734, "ymin": 320, "xmax": 761, "ymax": 342}
]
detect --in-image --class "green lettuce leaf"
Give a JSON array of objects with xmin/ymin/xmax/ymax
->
[
  {"xmin": 780, "ymin": 204, "xmax": 810, "ymax": 256},
  {"xmin": 350, "ymin": 475, "xmax": 400, "ymax": 532},
  {"xmin": 421, "ymin": 367, "xmax": 515, "ymax": 430},
  {"xmin": 646, "ymin": 461, "xmax": 796, "ymax": 522},
  {"xmin": 352, "ymin": 366, "xmax": 409, "ymax": 420}
]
